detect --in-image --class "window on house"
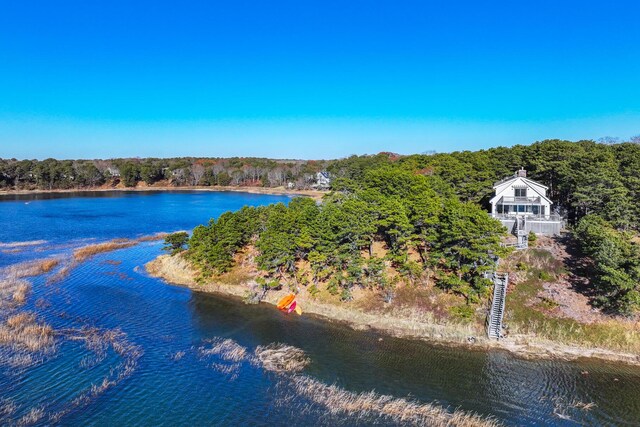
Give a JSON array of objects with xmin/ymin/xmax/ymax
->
[{"xmin": 514, "ymin": 188, "xmax": 527, "ymax": 197}]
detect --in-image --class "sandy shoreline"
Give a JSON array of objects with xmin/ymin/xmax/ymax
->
[
  {"xmin": 0, "ymin": 185, "xmax": 327, "ymax": 200},
  {"xmin": 146, "ymin": 254, "xmax": 640, "ymax": 367}
]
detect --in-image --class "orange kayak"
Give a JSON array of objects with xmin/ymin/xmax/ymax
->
[{"xmin": 277, "ymin": 293, "xmax": 296, "ymax": 310}]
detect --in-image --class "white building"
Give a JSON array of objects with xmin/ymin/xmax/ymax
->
[
  {"xmin": 490, "ymin": 169, "xmax": 552, "ymax": 218},
  {"xmin": 312, "ymin": 171, "xmax": 331, "ymax": 190},
  {"xmin": 490, "ymin": 169, "xmax": 562, "ymax": 235}
]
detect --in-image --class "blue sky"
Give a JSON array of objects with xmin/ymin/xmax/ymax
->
[{"xmin": 1, "ymin": 1, "xmax": 639, "ymax": 159}]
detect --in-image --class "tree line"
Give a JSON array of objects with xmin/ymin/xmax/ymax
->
[{"xmin": 0, "ymin": 157, "xmax": 330, "ymax": 190}]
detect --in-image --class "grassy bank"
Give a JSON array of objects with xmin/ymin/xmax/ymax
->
[{"xmin": 501, "ymin": 245, "xmax": 640, "ymax": 355}]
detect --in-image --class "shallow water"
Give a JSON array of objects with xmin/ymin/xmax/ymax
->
[{"xmin": 1, "ymin": 191, "xmax": 639, "ymax": 426}]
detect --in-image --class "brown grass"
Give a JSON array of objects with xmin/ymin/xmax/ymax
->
[
  {"xmin": 0, "ymin": 398, "xmax": 17, "ymax": 418},
  {"xmin": 198, "ymin": 338, "xmax": 249, "ymax": 362},
  {"xmin": 73, "ymin": 240, "xmax": 138, "ymax": 262},
  {"xmin": 1, "ymin": 258, "xmax": 60, "ymax": 279},
  {"xmin": 284, "ymin": 375, "xmax": 500, "ymax": 427},
  {"xmin": 254, "ymin": 344, "xmax": 310, "ymax": 373},
  {"xmin": 0, "ymin": 240, "xmax": 47, "ymax": 248},
  {"xmin": 0, "ymin": 312, "xmax": 55, "ymax": 353},
  {"xmin": 0, "ymin": 278, "xmax": 32, "ymax": 309},
  {"xmin": 188, "ymin": 337, "xmax": 498, "ymax": 426},
  {"xmin": 137, "ymin": 232, "xmax": 169, "ymax": 242},
  {"xmin": 16, "ymin": 406, "xmax": 45, "ymax": 426}
]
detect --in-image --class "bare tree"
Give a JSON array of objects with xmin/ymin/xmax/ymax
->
[
  {"xmin": 598, "ymin": 136, "xmax": 620, "ymax": 145},
  {"xmin": 190, "ymin": 164, "xmax": 205, "ymax": 186}
]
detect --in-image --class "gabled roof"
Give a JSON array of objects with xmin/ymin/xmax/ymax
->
[
  {"xmin": 490, "ymin": 176, "xmax": 552, "ymax": 205},
  {"xmin": 492, "ymin": 175, "xmax": 548, "ymax": 190}
]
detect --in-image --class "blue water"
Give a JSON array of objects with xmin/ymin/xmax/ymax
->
[{"xmin": 1, "ymin": 191, "xmax": 639, "ymax": 426}]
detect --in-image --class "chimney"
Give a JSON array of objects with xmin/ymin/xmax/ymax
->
[{"xmin": 517, "ymin": 168, "xmax": 527, "ymax": 178}]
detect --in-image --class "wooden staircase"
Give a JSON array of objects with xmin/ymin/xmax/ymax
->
[
  {"xmin": 514, "ymin": 216, "xmax": 528, "ymax": 249},
  {"xmin": 487, "ymin": 272, "xmax": 508, "ymax": 339}
]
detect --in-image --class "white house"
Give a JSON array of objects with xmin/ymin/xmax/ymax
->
[
  {"xmin": 312, "ymin": 171, "xmax": 331, "ymax": 190},
  {"xmin": 490, "ymin": 169, "xmax": 552, "ymax": 218}
]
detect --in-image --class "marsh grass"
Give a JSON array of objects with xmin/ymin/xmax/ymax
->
[
  {"xmin": 0, "ymin": 398, "xmax": 17, "ymax": 419},
  {"xmin": 16, "ymin": 406, "xmax": 45, "ymax": 426},
  {"xmin": 282, "ymin": 375, "xmax": 500, "ymax": 427},
  {"xmin": 0, "ymin": 313, "xmax": 55, "ymax": 353},
  {"xmin": 0, "ymin": 312, "xmax": 55, "ymax": 368},
  {"xmin": 0, "ymin": 240, "xmax": 47, "ymax": 248},
  {"xmin": 254, "ymin": 344, "xmax": 310, "ymax": 373},
  {"xmin": 73, "ymin": 240, "xmax": 138, "ymax": 262},
  {"xmin": 137, "ymin": 232, "xmax": 168, "ymax": 242},
  {"xmin": 0, "ymin": 277, "xmax": 31, "ymax": 309},
  {"xmin": 1, "ymin": 258, "xmax": 60, "ymax": 279},
  {"xmin": 198, "ymin": 337, "xmax": 248, "ymax": 362}
]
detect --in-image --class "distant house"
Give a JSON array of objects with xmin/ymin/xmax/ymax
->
[
  {"xmin": 313, "ymin": 171, "xmax": 331, "ymax": 190},
  {"xmin": 106, "ymin": 167, "xmax": 121, "ymax": 177},
  {"xmin": 490, "ymin": 169, "xmax": 563, "ymax": 236}
]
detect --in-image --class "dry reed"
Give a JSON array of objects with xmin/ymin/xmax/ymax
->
[
  {"xmin": 16, "ymin": 406, "xmax": 45, "ymax": 426},
  {"xmin": 254, "ymin": 344, "xmax": 310, "ymax": 373},
  {"xmin": 0, "ymin": 398, "xmax": 17, "ymax": 418},
  {"xmin": 198, "ymin": 338, "xmax": 248, "ymax": 362},
  {"xmin": 283, "ymin": 375, "xmax": 500, "ymax": 427},
  {"xmin": 170, "ymin": 350, "xmax": 186, "ymax": 361},
  {"xmin": 1, "ymin": 258, "xmax": 60, "ymax": 279},
  {"xmin": 0, "ymin": 277, "xmax": 31, "ymax": 309},
  {"xmin": 73, "ymin": 240, "xmax": 138, "ymax": 262},
  {"xmin": 137, "ymin": 232, "xmax": 168, "ymax": 242},
  {"xmin": 0, "ymin": 240, "xmax": 47, "ymax": 248},
  {"xmin": 0, "ymin": 312, "xmax": 55, "ymax": 354}
]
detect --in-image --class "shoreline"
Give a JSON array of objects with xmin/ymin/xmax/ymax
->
[
  {"xmin": 146, "ymin": 254, "xmax": 640, "ymax": 367},
  {"xmin": 0, "ymin": 185, "xmax": 327, "ymax": 200}
]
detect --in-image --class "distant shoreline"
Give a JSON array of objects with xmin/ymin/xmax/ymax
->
[{"xmin": 0, "ymin": 185, "xmax": 328, "ymax": 200}]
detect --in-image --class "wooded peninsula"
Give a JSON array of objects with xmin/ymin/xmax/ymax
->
[{"xmin": 4, "ymin": 138, "xmax": 640, "ymax": 361}]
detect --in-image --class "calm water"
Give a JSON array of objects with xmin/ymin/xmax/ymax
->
[{"xmin": 1, "ymin": 191, "xmax": 639, "ymax": 426}]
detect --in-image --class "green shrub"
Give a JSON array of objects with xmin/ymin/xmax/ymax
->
[{"xmin": 450, "ymin": 305, "xmax": 475, "ymax": 321}]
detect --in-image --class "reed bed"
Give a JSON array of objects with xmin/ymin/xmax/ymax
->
[
  {"xmin": 0, "ymin": 240, "xmax": 47, "ymax": 248},
  {"xmin": 73, "ymin": 240, "xmax": 138, "ymax": 262},
  {"xmin": 0, "ymin": 398, "xmax": 17, "ymax": 418},
  {"xmin": 0, "ymin": 313, "xmax": 55, "ymax": 353},
  {"xmin": 198, "ymin": 338, "xmax": 249, "ymax": 362},
  {"xmin": 0, "ymin": 277, "xmax": 31, "ymax": 309},
  {"xmin": 1, "ymin": 258, "xmax": 60, "ymax": 279},
  {"xmin": 137, "ymin": 232, "xmax": 168, "ymax": 242},
  {"xmin": 16, "ymin": 406, "xmax": 45, "ymax": 427},
  {"xmin": 254, "ymin": 344, "xmax": 310, "ymax": 373},
  {"xmin": 284, "ymin": 375, "xmax": 500, "ymax": 427},
  {"xmin": 0, "ymin": 312, "xmax": 55, "ymax": 368}
]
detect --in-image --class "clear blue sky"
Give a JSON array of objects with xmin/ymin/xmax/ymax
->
[{"xmin": 1, "ymin": 0, "xmax": 639, "ymax": 159}]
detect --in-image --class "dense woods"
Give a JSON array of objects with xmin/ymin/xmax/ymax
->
[
  {"xmin": 3, "ymin": 138, "xmax": 640, "ymax": 313},
  {"xmin": 186, "ymin": 168, "xmax": 510, "ymax": 304},
  {"xmin": 0, "ymin": 157, "xmax": 330, "ymax": 190}
]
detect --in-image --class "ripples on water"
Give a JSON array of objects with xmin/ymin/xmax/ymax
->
[{"xmin": 1, "ymin": 192, "xmax": 640, "ymax": 426}]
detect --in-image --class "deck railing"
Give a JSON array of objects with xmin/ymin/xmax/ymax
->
[
  {"xmin": 492, "ymin": 213, "xmax": 563, "ymax": 222},
  {"xmin": 498, "ymin": 196, "xmax": 542, "ymax": 204}
]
